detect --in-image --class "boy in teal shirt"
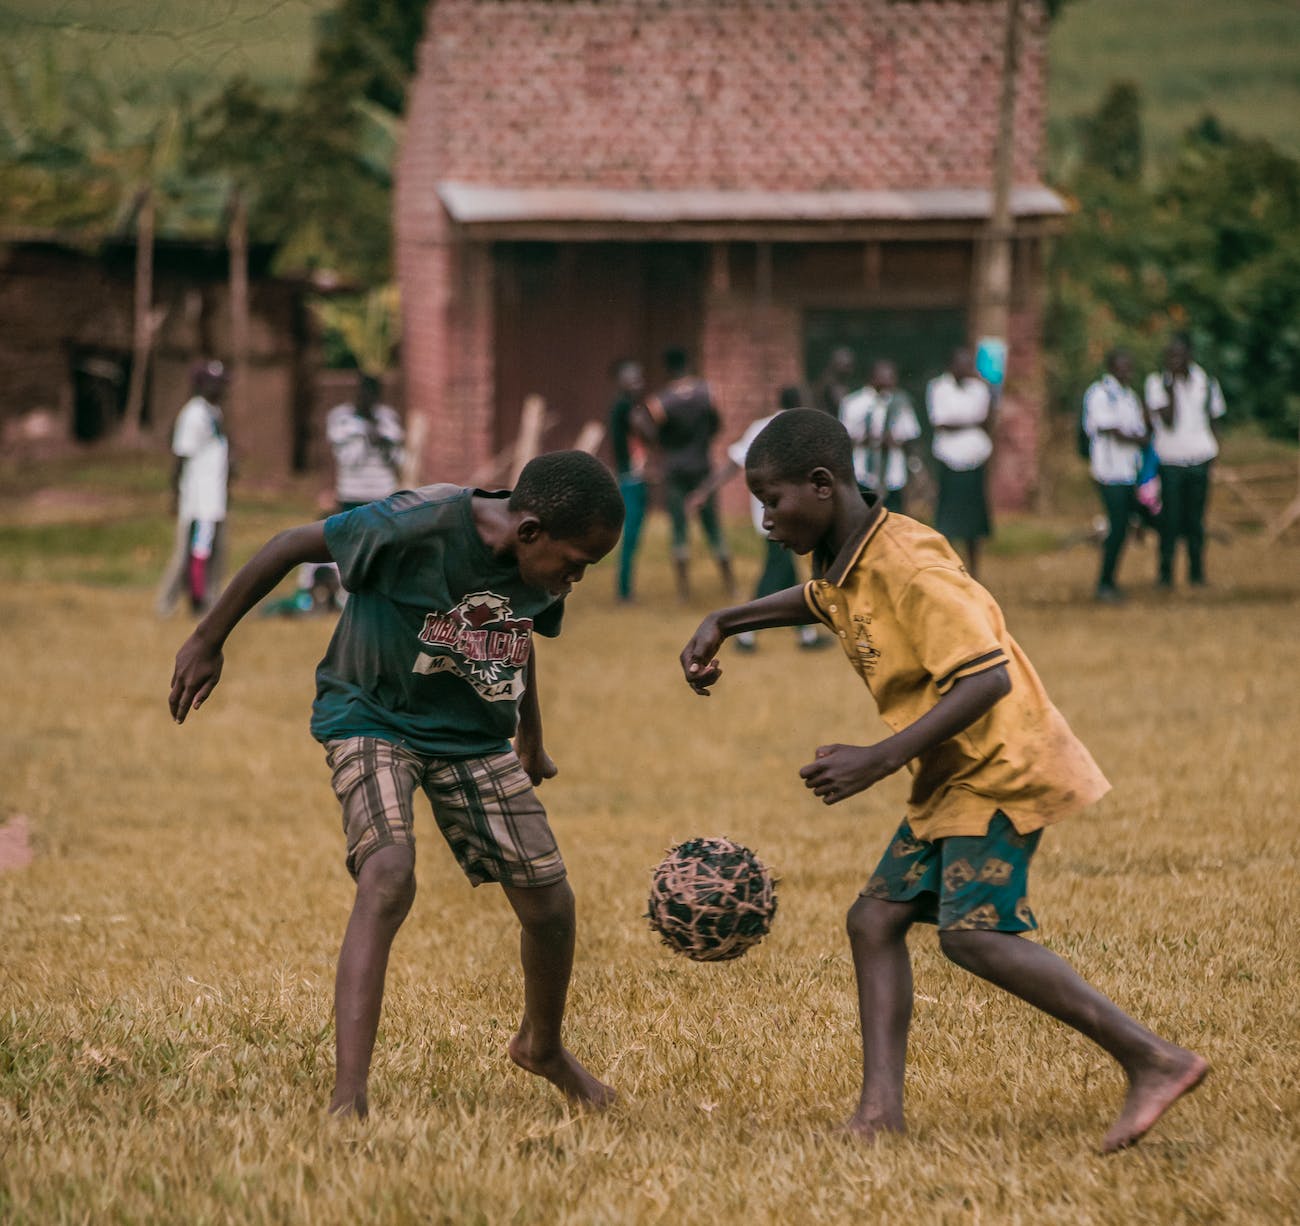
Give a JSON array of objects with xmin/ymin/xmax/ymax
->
[{"xmin": 170, "ymin": 452, "xmax": 623, "ymax": 1117}]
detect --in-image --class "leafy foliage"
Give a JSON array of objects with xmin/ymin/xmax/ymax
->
[
  {"xmin": 191, "ymin": 0, "xmax": 426, "ymax": 287},
  {"xmin": 311, "ymin": 285, "xmax": 402, "ymax": 375},
  {"xmin": 1048, "ymin": 87, "xmax": 1300, "ymax": 439}
]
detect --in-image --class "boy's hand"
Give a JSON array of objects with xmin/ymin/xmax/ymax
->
[
  {"xmin": 799, "ymin": 742, "xmax": 900, "ymax": 805},
  {"xmin": 680, "ymin": 616, "xmax": 724, "ymax": 695},
  {"xmin": 515, "ymin": 740, "xmax": 558, "ymax": 787},
  {"xmin": 169, "ymin": 635, "xmax": 224, "ymax": 724}
]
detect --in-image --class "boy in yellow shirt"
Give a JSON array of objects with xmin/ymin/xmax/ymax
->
[{"xmin": 680, "ymin": 409, "xmax": 1207, "ymax": 1153}]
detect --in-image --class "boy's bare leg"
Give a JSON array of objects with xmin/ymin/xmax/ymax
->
[
  {"xmin": 716, "ymin": 554, "xmax": 736, "ymax": 599},
  {"xmin": 672, "ymin": 556, "xmax": 691, "ymax": 603},
  {"xmin": 329, "ymin": 844, "xmax": 417, "ymax": 1118},
  {"xmin": 502, "ymin": 879, "xmax": 616, "ymax": 1108},
  {"xmin": 939, "ymin": 929, "xmax": 1208, "ymax": 1152},
  {"xmin": 843, "ymin": 896, "xmax": 929, "ymax": 1138}
]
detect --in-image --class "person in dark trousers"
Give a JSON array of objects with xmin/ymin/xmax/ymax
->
[
  {"xmin": 686, "ymin": 384, "xmax": 825, "ymax": 651},
  {"xmin": 607, "ymin": 359, "xmax": 651, "ymax": 603},
  {"xmin": 813, "ymin": 346, "xmax": 857, "ymax": 418},
  {"xmin": 1143, "ymin": 336, "xmax": 1226, "ymax": 588},
  {"xmin": 1083, "ymin": 350, "xmax": 1151, "ymax": 602},
  {"xmin": 927, "ymin": 347, "xmax": 995, "ymax": 580},
  {"xmin": 646, "ymin": 347, "xmax": 735, "ymax": 602},
  {"xmin": 679, "ymin": 409, "xmax": 1208, "ymax": 1153}
]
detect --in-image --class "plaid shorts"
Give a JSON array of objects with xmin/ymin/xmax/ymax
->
[
  {"xmin": 861, "ymin": 811, "xmax": 1041, "ymax": 932},
  {"xmin": 324, "ymin": 736, "xmax": 566, "ymax": 888}
]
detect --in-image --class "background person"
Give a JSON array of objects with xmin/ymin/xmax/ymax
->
[
  {"xmin": 686, "ymin": 385, "xmax": 825, "ymax": 652},
  {"xmin": 645, "ymin": 347, "xmax": 735, "ymax": 602},
  {"xmin": 927, "ymin": 347, "xmax": 994, "ymax": 580},
  {"xmin": 155, "ymin": 360, "xmax": 230, "ymax": 618},
  {"xmin": 607, "ymin": 358, "xmax": 652, "ymax": 603},
  {"xmin": 813, "ymin": 345, "xmax": 856, "ymax": 418},
  {"xmin": 1084, "ymin": 349, "xmax": 1151, "ymax": 602},
  {"xmin": 840, "ymin": 359, "xmax": 923, "ymax": 513},
  {"xmin": 327, "ymin": 372, "xmax": 405, "ymax": 513},
  {"xmin": 313, "ymin": 372, "xmax": 406, "ymax": 608},
  {"xmin": 1144, "ymin": 335, "xmax": 1226, "ymax": 589}
]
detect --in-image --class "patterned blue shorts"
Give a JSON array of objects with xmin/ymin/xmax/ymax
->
[{"xmin": 861, "ymin": 811, "xmax": 1041, "ymax": 932}]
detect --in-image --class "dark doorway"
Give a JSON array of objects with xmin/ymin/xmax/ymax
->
[
  {"xmin": 70, "ymin": 347, "xmax": 133, "ymax": 442},
  {"xmin": 493, "ymin": 242, "xmax": 705, "ymax": 457},
  {"xmin": 804, "ymin": 307, "xmax": 967, "ymax": 424}
]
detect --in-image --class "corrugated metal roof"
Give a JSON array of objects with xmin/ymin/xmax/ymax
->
[{"xmin": 437, "ymin": 183, "xmax": 1068, "ymax": 225}]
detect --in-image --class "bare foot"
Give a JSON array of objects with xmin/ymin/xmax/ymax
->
[
  {"xmin": 327, "ymin": 1090, "xmax": 367, "ymax": 1120},
  {"xmin": 838, "ymin": 1112, "xmax": 905, "ymax": 1142},
  {"xmin": 1101, "ymin": 1047, "xmax": 1209, "ymax": 1154},
  {"xmin": 508, "ymin": 1033, "xmax": 617, "ymax": 1109}
]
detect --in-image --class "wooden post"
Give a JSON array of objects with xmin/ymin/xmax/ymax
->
[
  {"xmin": 572, "ymin": 421, "xmax": 605, "ymax": 455},
  {"xmin": 972, "ymin": 0, "xmax": 1021, "ymax": 350},
  {"xmin": 120, "ymin": 187, "xmax": 154, "ymax": 442},
  {"xmin": 228, "ymin": 188, "xmax": 250, "ymax": 463},
  {"xmin": 509, "ymin": 394, "xmax": 547, "ymax": 484}
]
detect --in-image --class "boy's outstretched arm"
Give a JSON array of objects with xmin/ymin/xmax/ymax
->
[
  {"xmin": 801, "ymin": 664, "xmax": 1012, "ymax": 803},
  {"xmin": 169, "ymin": 523, "xmax": 333, "ymax": 724},
  {"xmin": 514, "ymin": 643, "xmax": 557, "ymax": 786},
  {"xmin": 680, "ymin": 584, "xmax": 814, "ymax": 695}
]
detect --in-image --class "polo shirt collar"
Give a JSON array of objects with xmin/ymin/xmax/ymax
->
[{"xmin": 816, "ymin": 504, "xmax": 888, "ymax": 585}]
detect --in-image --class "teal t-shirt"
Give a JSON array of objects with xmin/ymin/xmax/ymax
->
[{"xmin": 310, "ymin": 485, "xmax": 565, "ymax": 757}]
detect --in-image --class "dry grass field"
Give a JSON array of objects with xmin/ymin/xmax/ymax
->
[{"xmin": 1, "ymin": 451, "xmax": 1298, "ymax": 1224}]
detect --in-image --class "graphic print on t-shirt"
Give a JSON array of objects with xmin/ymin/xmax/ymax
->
[{"xmin": 411, "ymin": 590, "xmax": 534, "ymax": 702}]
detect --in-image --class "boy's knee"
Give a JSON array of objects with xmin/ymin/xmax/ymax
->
[
  {"xmin": 938, "ymin": 928, "xmax": 995, "ymax": 971},
  {"xmin": 356, "ymin": 847, "xmax": 416, "ymax": 920},
  {"xmin": 846, "ymin": 896, "xmax": 911, "ymax": 948},
  {"xmin": 511, "ymin": 878, "xmax": 574, "ymax": 934}
]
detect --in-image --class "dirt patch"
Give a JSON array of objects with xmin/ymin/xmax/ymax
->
[{"xmin": 0, "ymin": 813, "xmax": 34, "ymax": 872}]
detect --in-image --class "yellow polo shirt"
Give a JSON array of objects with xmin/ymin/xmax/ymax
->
[{"xmin": 803, "ymin": 510, "xmax": 1109, "ymax": 841}]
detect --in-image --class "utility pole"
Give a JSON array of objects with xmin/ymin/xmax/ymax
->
[
  {"xmin": 228, "ymin": 187, "xmax": 249, "ymax": 465},
  {"xmin": 972, "ymin": 0, "xmax": 1022, "ymax": 384}
]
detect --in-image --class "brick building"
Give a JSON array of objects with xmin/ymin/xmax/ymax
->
[{"xmin": 396, "ymin": 0, "xmax": 1064, "ymax": 507}]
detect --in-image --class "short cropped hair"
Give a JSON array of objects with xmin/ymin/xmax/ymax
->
[
  {"xmin": 745, "ymin": 409, "xmax": 856, "ymax": 485},
  {"xmin": 510, "ymin": 450, "xmax": 625, "ymax": 539},
  {"xmin": 663, "ymin": 346, "xmax": 689, "ymax": 376},
  {"xmin": 777, "ymin": 384, "xmax": 804, "ymax": 411}
]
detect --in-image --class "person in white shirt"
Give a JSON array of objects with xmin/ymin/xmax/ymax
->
[
  {"xmin": 839, "ymin": 359, "xmax": 923, "ymax": 513},
  {"xmin": 1084, "ymin": 350, "xmax": 1151, "ymax": 602},
  {"xmin": 155, "ymin": 361, "xmax": 230, "ymax": 617},
  {"xmin": 327, "ymin": 373, "xmax": 406, "ymax": 512},
  {"xmin": 926, "ymin": 347, "xmax": 994, "ymax": 579},
  {"xmin": 312, "ymin": 374, "xmax": 405, "ymax": 611},
  {"xmin": 1143, "ymin": 335, "xmax": 1225, "ymax": 587}
]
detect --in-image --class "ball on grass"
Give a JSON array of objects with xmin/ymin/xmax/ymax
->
[{"xmin": 646, "ymin": 837, "xmax": 778, "ymax": 962}]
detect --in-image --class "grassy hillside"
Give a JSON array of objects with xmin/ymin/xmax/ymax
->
[
  {"xmin": 1048, "ymin": 0, "xmax": 1300, "ymax": 171},
  {"xmin": 0, "ymin": 0, "xmax": 330, "ymax": 101}
]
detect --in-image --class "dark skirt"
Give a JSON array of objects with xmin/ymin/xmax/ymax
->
[{"xmin": 935, "ymin": 462, "xmax": 991, "ymax": 541}]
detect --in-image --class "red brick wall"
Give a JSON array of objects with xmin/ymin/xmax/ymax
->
[{"xmin": 409, "ymin": 0, "xmax": 1045, "ymax": 195}]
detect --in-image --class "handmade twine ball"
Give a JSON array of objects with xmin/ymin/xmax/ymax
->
[{"xmin": 646, "ymin": 837, "xmax": 778, "ymax": 962}]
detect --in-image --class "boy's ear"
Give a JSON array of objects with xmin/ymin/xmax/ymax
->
[
  {"xmin": 810, "ymin": 466, "xmax": 836, "ymax": 499},
  {"xmin": 516, "ymin": 513, "xmax": 545, "ymax": 544}
]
